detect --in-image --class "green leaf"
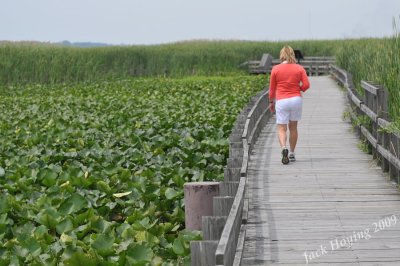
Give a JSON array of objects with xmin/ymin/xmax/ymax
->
[
  {"xmin": 59, "ymin": 193, "xmax": 88, "ymax": 215},
  {"xmin": 20, "ymin": 236, "xmax": 41, "ymax": 255},
  {"xmin": 39, "ymin": 168, "xmax": 58, "ymax": 187},
  {"xmin": 90, "ymin": 233, "xmax": 115, "ymax": 256},
  {"xmin": 0, "ymin": 196, "xmax": 9, "ymax": 214},
  {"xmin": 97, "ymin": 180, "xmax": 111, "ymax": 194},
  {"xmin": 56, "ymin": 218, "xmax": 74, "ymax": 234},
  {"xmin": 172, "ymin": 238, "xmax": 185, "ymax": 255},
  {"xmin": 37, "ymin": 208, "xmax": 61, "ymax": 229},
  {"xmin": 125, "ymin": 243, "xmax": 153, "ymax": 265},
  {"xmin": 165, "ymin": 188, "xmax": 178, "ymax": 200},
  {"xmin": 138, "ymin": 217, "xmax": 157, "ymax": 230},
  {"xmin": 90, "ymin": 216, "xmax": 113, "ymax": 234},
  {"xmin": 64, "ymin": 252, "xmax": 98, "ymax": 266}
]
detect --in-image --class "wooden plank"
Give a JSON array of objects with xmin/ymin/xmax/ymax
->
[
  {"xmin": 213, "ymin": 196, "xmax": 234, "ymax": 217},
  {"xmin": 361, "ymin": 80, "xmax": 379, "ymax": 96},
  {"xmin": 216, "ymin": 177, "xmax": 246, "ymax": 266},
  {"xmin": 377, "ymin": 117, "xmax": 391, "ymax": 129},
  {"xmin": 232, "ymin": 224, "xmax": 247, "ymax": 266},
  {"xmin": 224, "ymin": 167, "xmax": 241, "ymax": 182},
  {"xmin": 219, "ymin": 181, "xmax": 239, "ymax": 197},
  {"xmin": 240, "ymin": 141, "xmax": 249, "ymax": 177},
  {"xmin": 361, "ymin": 103, "xmax": 378, "ymax": 122},
  {"xmin": 347, "ymin": 87, "xmax": 362, "ymax": 108},
  {"xmin": 377, "ymin": 144, "xmax": 400, "ymax": 170},
  {"xmin": 242, "ymin": 76, "xmax": 400, "ymax": 265},
  {"xmin": 202, "ymin": 216, "xmax": 227, "ymax": 240},
  {"xmin": 361, "ymin": 125, "xmax": 377, "ymax": 148},
  {"xmin": 191, "ymin": 240, "xmax": 218, "ymax": 266},
  {"xmin": 242, "ymin": 198, "xmax": 249, "ymax": 224}
]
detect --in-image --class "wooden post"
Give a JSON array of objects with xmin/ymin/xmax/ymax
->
[
  {"xmin": 389, "ymin": 134, "xmax": 399, "ymax": 181},
  {"xmin": 224, "ymin": 168, "xmax": 241, "ymax": 182},
  {"xmin": 213, "ymin": 196, "xmax": 234, "ymax": 216},
  {"xmin": 377, "ymin": 86, "xmax": 390, "ymax": 172},
  {"xmin": 191, "ymin": 241, "xmax": 218, "ymax": 266},
  {"xmin": 219, "ymin": 181, "xmax": 239, "ymax": 197},
  {"xmin": 396, "ymin": 136, "xmax": 400, "ymax": 184},
  {"xmin": 184, "ymin": 182, "xmax": 220, "ymax": 230},
  {"xmin": 202, "ymin": 216, "xmax": 227, "ymax": 240}
]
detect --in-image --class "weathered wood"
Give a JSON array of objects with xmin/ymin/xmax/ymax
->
[
  {"xmin": 249, "ymin": 53, "xmax": 273, "ymax": 74},
  {"xmin": 360, "ymin": 103, "xmax": 378, "ymax": 122},
  {"xmin": 202, "ymin": 216, "xmax": 227, "ymax": 240},
  {"xmin": 242, "ymin": 76, "xmax": 400, "ymax": 265},
  {"xmin": 232, "ymin": 224, "xmax": 247, "ymax": 266},
  {"xmin": 213, "ymin": 196, "xmax": 234, "ymax": 216},
  {"xmin": 240, "ymin": 141, "xmax": 249, "ymax": 177},
  {"xmin": 241, "ymin": 119, "xmax": 250, "ymax": 140},
  {"xmin": 377, "ymin": 84, "xmax": 389, "ymax": 119},
  {"xmin": 242, "ymin": 198, "xmax": 249, "ymax": 224},
  {"xmin": 347, "ymin": 87, "xmax": 362, "ymax": 108},
  {"xmin": 229, "ymin": 147, "xmax": 243, "ymax": 159},
  {"xmin": 361, "ymin": 125, "xmax": 377, "ymax": 148},
  {"xmin": 184, "ymin": 182, "xmax": 220, "ymax": 230},
  {"xmin": 224, "ymin": 167, "xmax": 241, "ymax": 182},
  {"xmin": 361, "ymin": 80, "xmax": 379, "ymax": 95},
  {"xmin": 227, "ymin": 157, "xmax": 242, "ymax": 168},
  {"xmin": 216, "ymin": 177, "xmax": 246, "ymax": 266},
  {"xmin": 219, "ymin": 181, "xmax": 239, "ymax": 197},
  {"xmin": 190, "ymin": 76, "xmax": 273, "ymax": 265},
  {"xmin": 377, "ymin": 144, "xmax": 400, "ymax": 171},
  {"xmin": 191, "ymin": 241, "xmax": 218, "ymax": 266},
  {"xmin": 377, "ymin": 117, "xmax": 391, "ymax": 128}
]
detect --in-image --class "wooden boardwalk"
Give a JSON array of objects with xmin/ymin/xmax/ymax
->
[{"xmin": 242, "ymin": 76, "xmax": 400, "ymax": 265}]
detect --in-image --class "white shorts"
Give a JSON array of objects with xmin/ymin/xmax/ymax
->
[{"xmin": 275, "ymin": 96, "xmax": 302, "ymax": 124}]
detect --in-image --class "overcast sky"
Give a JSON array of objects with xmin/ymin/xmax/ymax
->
[{"xmin": 2, "ymin": 0, "xmax": 400, "ymax": 45}]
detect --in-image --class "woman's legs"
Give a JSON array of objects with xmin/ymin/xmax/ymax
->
[
  {"xmin": 277, "ymin": 124, "xmax": 289, "ymax": 164},
  {"xmin": 277, "ymin": 124, "xmax": 288, "ymax": 148},
  {"xmin": 276, "ymin": 96, "xmax": 302, "ymax": 163},
  {"xmin": 288, "ymin": 120, "xmax": 298, "ymax": 153},
  {"xmin": 278, "ymin": 122, "xmax": 298, "ymax": 151}
]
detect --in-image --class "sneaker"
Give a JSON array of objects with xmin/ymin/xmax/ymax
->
[
  {"xmin": 289, "ymin": 153, "xmax": 296, "ymax": 162},
  {"xmin": 281, "ymin": 148, "xmax": 289, "ymax": 164}
]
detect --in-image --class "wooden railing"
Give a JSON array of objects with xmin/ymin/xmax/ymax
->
[
  {"xmin": 330, "ymin": 65, "xmax": 400, "ymax": 183},
  {"xmin": 242, "ymin": 54, "xmax": 334, "ymax": 76},
  {"xmin": 271, "ymin": 56, "xmax": 335, "ymax": 76},
  {"xmin": 241, "ymin": 53, "xmax": 273, "ymax": 74},
  {"xmin": 190, "ymin": 88, "xmax": 272, "ymax": 266}
]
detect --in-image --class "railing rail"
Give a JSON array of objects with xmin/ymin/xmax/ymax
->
[
  {"xmin": 191, "ymin": 88, "xmax": 271, "ymax": 266},
  {"xmin": 329, "ymin": 64, "xmax": 400, "ymax": 183},
  {"xmin": 242, "ymin": 54, "xmax": 334, "ymax": 76}
]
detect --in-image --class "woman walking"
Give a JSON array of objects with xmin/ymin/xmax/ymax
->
[{"xmin": 269, "ymin": 46, "xmax": 310, "ymax": 164}]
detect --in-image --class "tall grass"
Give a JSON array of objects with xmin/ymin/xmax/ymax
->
[
  {"xmin": 0, "ymin": 39, "xmax": 341, "ymax": 84},
  {"xmin": 336, "ymin": 21, "xmax": 400, "ymax": 127}
]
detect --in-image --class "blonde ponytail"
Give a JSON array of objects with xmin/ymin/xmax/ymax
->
[{"xmin": 279, "ymin": 46, "xmax": 297, "ymax": 63}]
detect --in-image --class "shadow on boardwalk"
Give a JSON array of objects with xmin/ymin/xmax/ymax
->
[{"xmin": 242, "ymin": 76, "xmax": 400, "ymax": 265}]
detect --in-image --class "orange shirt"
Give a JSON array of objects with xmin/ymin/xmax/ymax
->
[{"xmin": 269, "ymin": 63, "xmax": 310, "ymax": 101}]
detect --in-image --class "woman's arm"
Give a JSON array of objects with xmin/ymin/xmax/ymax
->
[
  {"xmin": 269, "ymin": 70, "xmax": 277, "ymax": 101},
  {"xmin": 269, "ymin": 70, "xmax": 276, "ymax": 112},
  {"xmin": 300, "ymin": 69, "xmax": 310, "ymax": 92}
]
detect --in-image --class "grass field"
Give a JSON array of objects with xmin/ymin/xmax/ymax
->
[{"xmin": 0, "ymin": 39, "xmax": 341, "ymax": 84}]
